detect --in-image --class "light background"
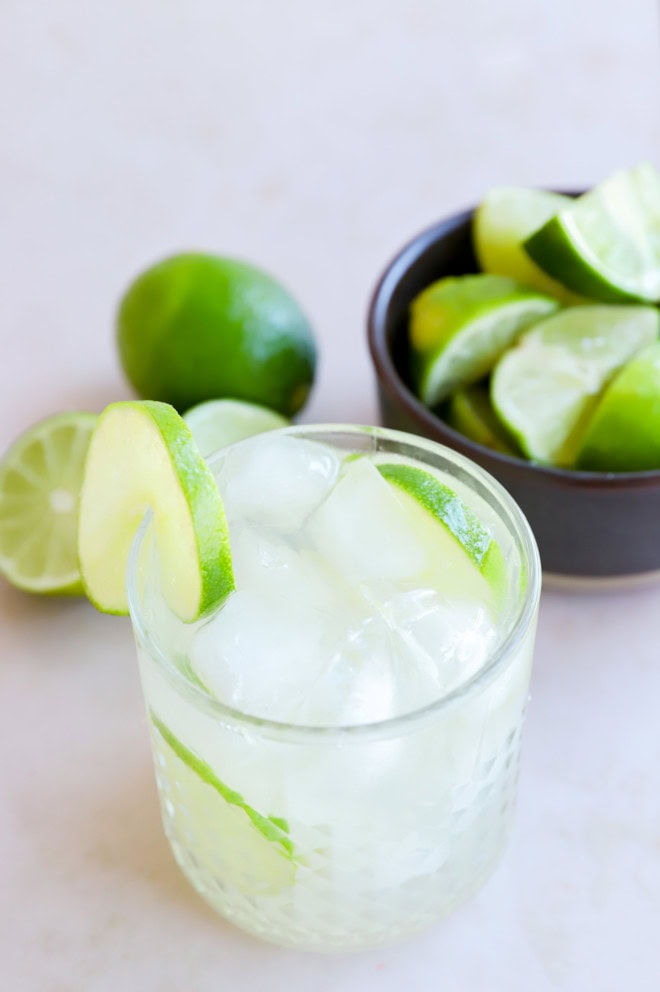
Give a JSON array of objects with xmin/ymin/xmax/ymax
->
[{"xmin": 1, "ymin": 3, "xmax": 660, "ymax": 990}]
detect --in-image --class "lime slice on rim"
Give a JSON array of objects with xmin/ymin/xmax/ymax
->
[
  {"xmin": 377, "ymin": 462, "xmax": 506, "ymax": 602},
  {"xmin": 183, "ymin": 398, "xmax": 289, "ymax": 458},
  {"xmin": 78, "ymin": 400, "xmax": 234, "ymax": 620},
  {"xmin": 491, "ymin": 306, "xmax": 659, "ymax": 466},
  {"xmin": 473, "ymin": 186, "xmax": 578, "ymax": 302},
  {"xmin": 447, "ymin": 385, "xmax": 519, "ymax": 456},
  {"xmin": 0, "ymin": 411, "xmax": 96, "ymax": 595},
  {"xmin": 409, "ymin": 274, "xmax": 559, "ymax": 406},
  {"xmin": 576, "ymin": 342, "xmax": 660, "ymax": 472},
  {"xmin": 524, "ymin": 163, "xmax": 660, "ymax": 303}
]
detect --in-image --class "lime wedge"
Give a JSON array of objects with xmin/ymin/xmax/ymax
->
[
  {"xmin": 0, "ymin": 412, "xmax": 96, "ymax": 594},
  {"xmin": 409, "ymin": 274, "xmax": 558, "ymax": 406},
  {"xmin": 377, "ymin": 462, "xmax": 506, "ymax": 600},
  {"xmin": 524, "ymin": 163, "xmax": 660, "ymax": 303},
  {"xmin": 78, "ymin": 400, "xmax": 234, "ymax": 620},
  {"xmin": 183, "ymin": 399, "xmax": 289, "ymax": 458},
  {"xmin": 491, "ymin": 306, "xmax": 659, "ymax": 466},
  {"xmin": 576, "ymin": 342, "xmax": 660, "ymax": 471},
  {"xmin": 151, "ymin": 712, "xmax": 297, "ymax": 895},
  {"xmin": 447, "ymin": 385, "xmax": 519, "ymax": 456},
  {"xmin": 473, "ymin": 186, "xmax": 578, "ymax": 301}
]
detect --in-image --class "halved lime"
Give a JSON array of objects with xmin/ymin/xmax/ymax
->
[
  {"xmin": 524, "ymin": 163, "xmax": 660, "ymax": 303},
  {"xmin": 78, "ymin": 400, "xmax": 234, "ymax": 620},
  {"xmin": 473, "ymin": 186, "xmax": 578, "ymax": 301},
  {"xmin": 491, "ymin": 306, "xmax": 659, "ymax": 466},
  {"xmin": 409, "ymin": 274, "xmax": 558, "ymax": 406},
  {"xmin": 0, "ymin": 412, "xmax": 96, "ymax": 594},
  {"xmin": 377, "ymin": 462, "xmax": 506, "ymax": 601},
  {"xmin": 576, "ymin": 342, "xmax": 660, "ymax": 471},
  {"xmin": 447, "ymin": 385, "xmax": 518, "ymax": 456},
  {"xmin": 183, "ymin": 398, "xmax": 289, "ymax": 458}
]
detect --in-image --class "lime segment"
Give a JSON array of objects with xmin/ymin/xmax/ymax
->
[
  {"xmin": 576, "ymin": 342, "xmax": 660, "ymax": 471},
  {"xmin": 491, "ymin": 306, "xmax": 659, "ymax": 466},
  {"xmin": 78, "ymin": 400, "xmax": 234, "ymax": 620},
  {"xmin": 447, "ymin": 385, "xmax": 518, "ymax": 456},
  {"xmin": 377, "ymin": 462, "xmax": 506, "ymax": 601},
  {"xmin": 409, "ymin": 274, "xmax": 558, "ymax": 406},
  {"xmin": 0, "ymin": 412, "xmax": 96, "ymax": 594},
  {"xmin": 473, "ymin": 186, "xmax": 578, "ymax": 301},
  {"xmin": 524, "ymin": 163, "xmax": 660, "ymax": 303},
  {"xmin": 183, "ymin": 399, "xmax": 289, "ymax": 458}
]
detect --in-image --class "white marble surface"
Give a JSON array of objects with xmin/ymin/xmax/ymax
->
[{"xmin": 2, "ymin": 2, "xmax": 660, "ymax": 989}]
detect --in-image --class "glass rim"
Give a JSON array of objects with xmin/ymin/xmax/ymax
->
[{"xmin": 126, "ymin": 423, "xmax": 541, "ymax": 744}]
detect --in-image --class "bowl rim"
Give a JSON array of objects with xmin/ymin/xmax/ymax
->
[{"xmin": 367, "ymin": 204, "xmax": 660, "ymax": 490}]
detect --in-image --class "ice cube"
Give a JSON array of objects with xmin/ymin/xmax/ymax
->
[
  {"xmin": 191, "ymin": 589, "xmax": 337, "ymax": 719},
  {"xmin": 376, "ymin": 587, "xmax": 498, "ymax": 694},
  {"xmin": 293, "ymin": 612, "xmax": 405, "ymax": 725},
  {"xmin": 307, "ymin": 458, "xmax": 430, "ymax": 584},
  {"xmin": 216, "ymin": 434, "xmax": 340, "ymax": 532},
  {"xmin": 230, "ymin": 524, "xmax": 344, "ymax": 616}
]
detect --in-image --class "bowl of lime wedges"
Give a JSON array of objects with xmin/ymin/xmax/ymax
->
[{"xmin": 367, "ymin": 163, "xmax": 660, "ymax": 581}]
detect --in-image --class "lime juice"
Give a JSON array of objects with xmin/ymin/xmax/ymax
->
[{"xmin": 127, "ymin": 425, "xmax": 540, "ymax": 951}]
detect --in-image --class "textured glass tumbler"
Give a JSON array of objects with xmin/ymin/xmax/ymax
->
[{"xmin": 127, "ymin": 426, "xmax": 541, "ymax": 952}]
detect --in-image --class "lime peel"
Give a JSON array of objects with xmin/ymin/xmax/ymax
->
[
  {"xmin": 150, "ymin": 711, "xmax": 295, "ymax": 859},
  {"xmin": 576, "ymin": 342, "xmax": 660, "ymax": 472}
]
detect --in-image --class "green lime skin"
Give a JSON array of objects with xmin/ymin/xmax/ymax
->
[
  {"xmin": 576, "ymin": 343, "xmax": 660, "ymax": 472},
  {"xmin": 117, "ymin": 254, "xmax": 317, "ymax": 417}
]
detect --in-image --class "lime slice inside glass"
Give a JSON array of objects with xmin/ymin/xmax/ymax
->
[
  {"xmin": 576, "ymin": 342, "xmax": 660, "ymax": 472},
  {"xmin": 377, "ymin": 461, "xmax": 506, "ymax": 603},
  {"xmin": 150, "ymin": 713, "xmax": 297, "ymax": 895},
  {"xmin": 78, "ymin": 400, "xmax": 234, "ymax": 620},
  {"xmin": 491, "ymin": 305, "xmax": 659, "ymax": 466},
  {"xmin": 409, "ymin": 274, "xmax": 558, "ymax": 406},
  {"xmin": 524, "ymin": 163, "xmax": 660, "ymax": 303},
  {"xmin": 0, "ymin": 412, "xmax": 96, "ymax": 594}
]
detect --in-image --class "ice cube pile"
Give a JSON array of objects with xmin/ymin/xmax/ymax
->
[{"xmin": 189, "ymin": 434, "xmax": 500, "ymax": 726}]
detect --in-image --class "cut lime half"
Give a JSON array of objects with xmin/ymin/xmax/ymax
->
[
  {"xmin": 491, "ymin": 305, "xmax": 659, "ymax": 466},
  {"xmin": 183, "ymin": 399, "xmax": 289, "ymax": 458},
  {"xmin": 0, "ymin": 412, "xmax": 96, "ymax": 594},
  {"xmin": 524, "ymin": 163, "xmax": 660, "ymax": 303},
  {"xmin": 409, "ymin": 274, "xmax": 558, "ymax": 406},
  {"xmin": 78, "ymin": 401, "xmax": 234, "ymax": 620}
]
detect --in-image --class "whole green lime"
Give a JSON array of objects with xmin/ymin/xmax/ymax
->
[{"xmin": 117, "ymin": 254, "xmax": 317, "ymax": 416}]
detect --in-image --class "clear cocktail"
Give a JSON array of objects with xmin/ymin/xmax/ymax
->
[{"xmin": 127, "ymin": 425, "xmax": 540, "ymax": 951}]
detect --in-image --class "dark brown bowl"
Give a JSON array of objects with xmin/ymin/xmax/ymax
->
[{"xmin": 367, "ymin": 206, "xmax": 660, "ymax": 579}]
